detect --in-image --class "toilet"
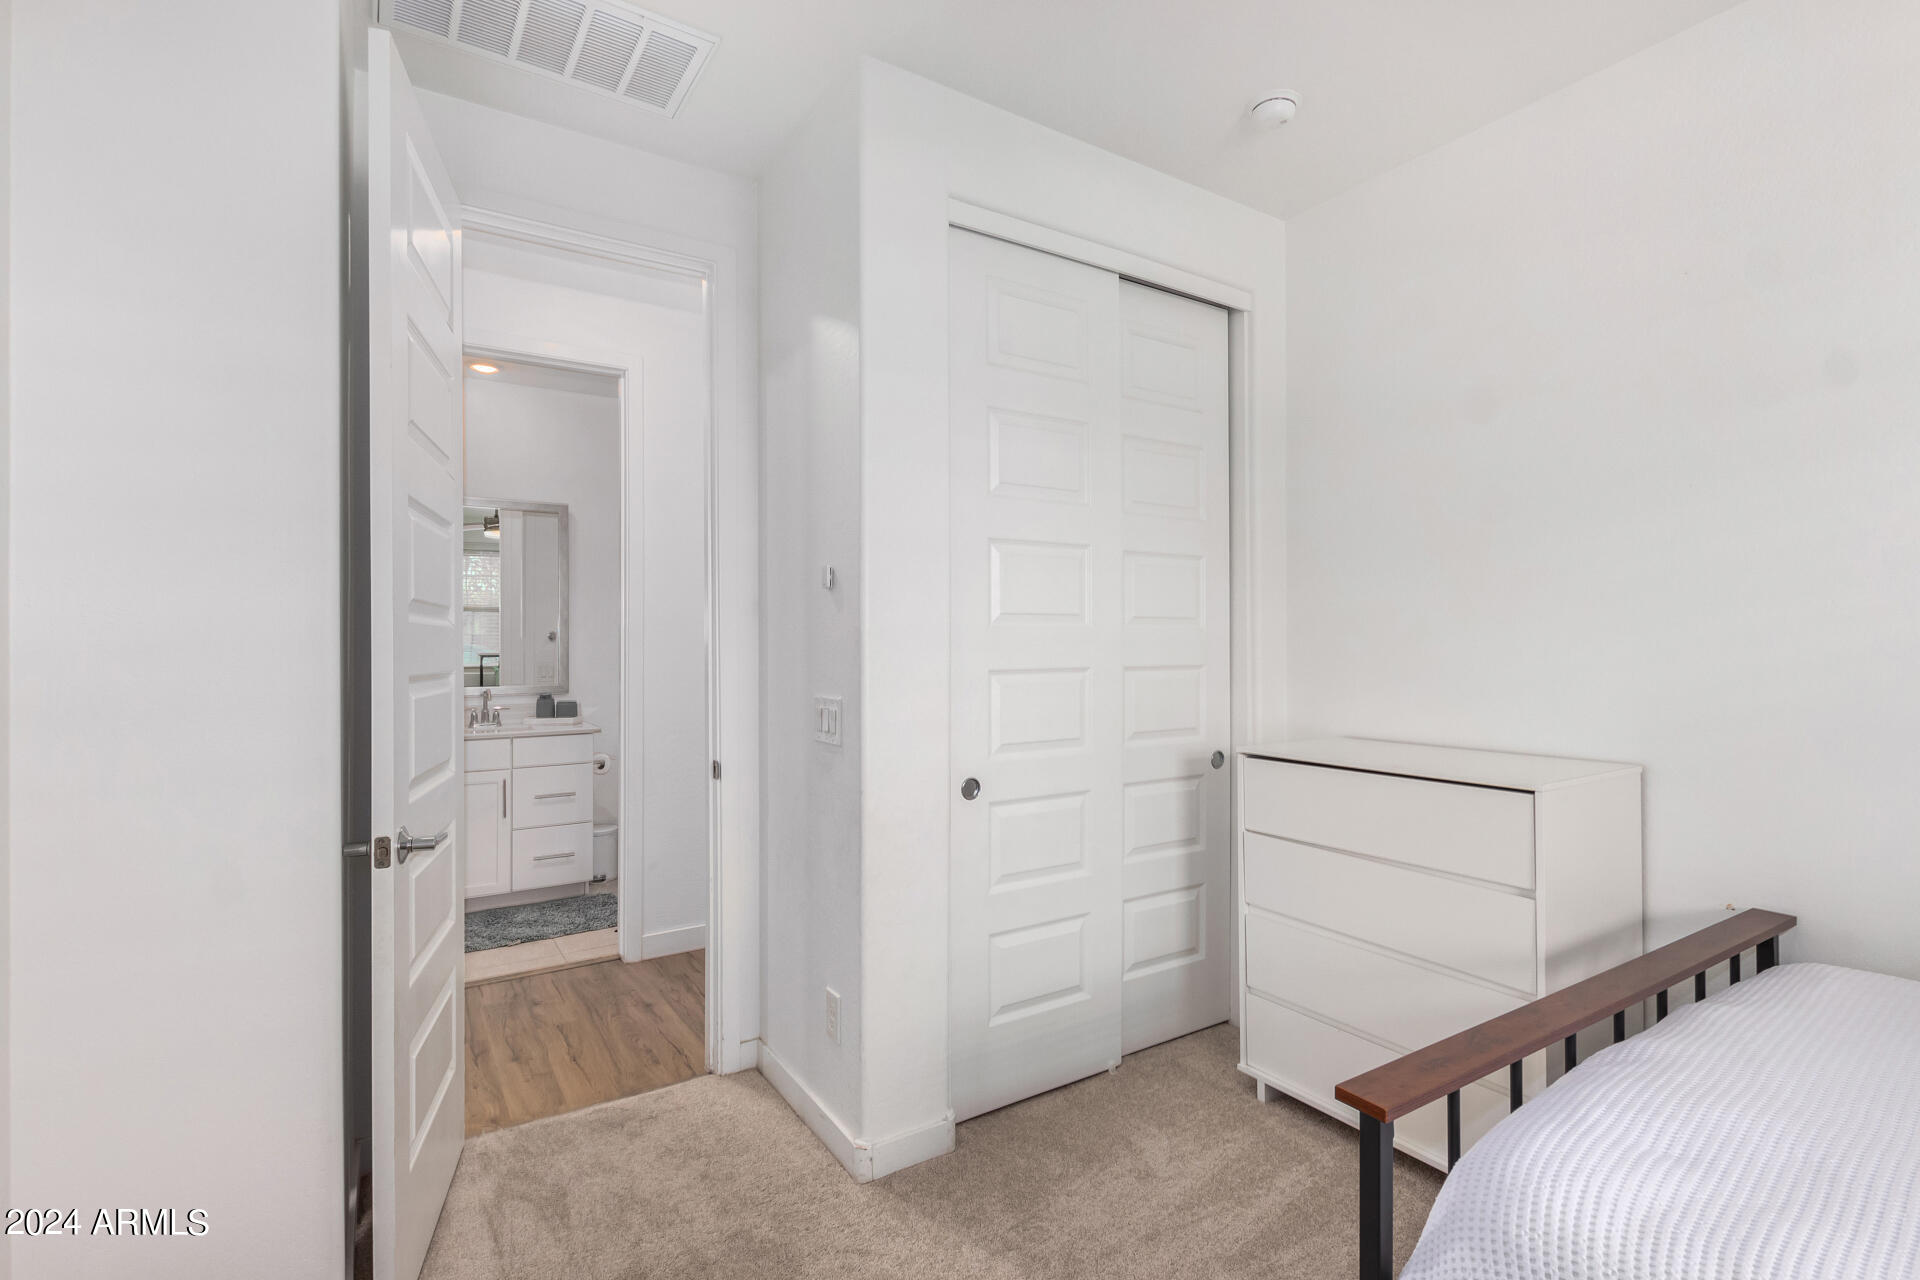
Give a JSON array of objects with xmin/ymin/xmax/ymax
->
[{"xmin": 593, "ymin": 812, "xmax": 619, "ymax": 883}]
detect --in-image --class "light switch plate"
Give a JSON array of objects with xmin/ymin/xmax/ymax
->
[{"xmin": 813, "ymin": 696, "xmax": 843, "ymax": 746}]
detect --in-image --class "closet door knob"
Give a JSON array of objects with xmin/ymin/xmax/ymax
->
[
  {"xmin": 960, "ymin": 778, "xmax": 981, "ymax": 801},
  {"xmin": 1210, "ymin": 750, "xmax": 1226, "ymax": 769}
]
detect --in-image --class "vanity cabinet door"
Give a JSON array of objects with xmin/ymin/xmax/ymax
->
[{"xmin": 464, "ymin": 768, "xmax": 512, "ymax": 899}]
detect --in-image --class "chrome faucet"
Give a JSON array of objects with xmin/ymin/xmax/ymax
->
[{"xmin": 467, "ymin": 689, "xmax": 501, "ymax": 730}]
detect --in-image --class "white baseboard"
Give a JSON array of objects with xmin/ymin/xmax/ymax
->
[
  {"xmin": 716, "ymin": 1037, "xmax": 760, "ymax": 1075},
  {"xmin": 758, "ymin": 1043, "xmax": 864, "ymax": 1179},
  {"xmin": 640, "ymin": 922, "xmax": 706, "ymax": 960},
  {"xmin": 757, "ymin": 1044, "xmax": 954, "ymax": 1183},
  {"xmin": 865, "ymin": 1110, "xmax": 955, "ymax": 1180}
]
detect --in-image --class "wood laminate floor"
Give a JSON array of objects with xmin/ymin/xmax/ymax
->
[{"xmin": 465, "ymin": 950, "xmax": 705, "ymax": 1137}]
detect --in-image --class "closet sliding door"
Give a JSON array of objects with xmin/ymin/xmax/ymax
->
[{"xmin": 947, "ymin": 228, "xmax": 1229, "ymax": 1122}]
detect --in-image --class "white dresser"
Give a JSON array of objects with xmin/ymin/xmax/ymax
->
[
  {"xmin": 1237, "ymin": 737, "xmax": 1641, "ymax": 1169},
  {"xmin": 464, "ymin": 722, "xmax": 601, "ymax": 901}
]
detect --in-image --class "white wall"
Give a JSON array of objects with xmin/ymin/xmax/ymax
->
[
  {"xmin": 758, "ymin": 79, "xmax": 867, "ymax": 1144},
  {"xmin": 464, "ymin": 374, "xmax": 622, "ymax": 868},
  {"xmin": 422, "ymin": 90, "xmax": 762, "ymax": 1058},
  {"xmin": 754, "ymin": 60, "xmax": 1289, "ymax": 1177},
  {"xmin": 9, "ymin": 0, "xmax": 343, "ymax": 1275},
  {"xmin": 464, "ymin": 245, "xmax": 711, "ymax": 954},
  {"xmin": 0, "ymin": 2, "xmax": 12, "ymax": 1268},
  {"xmin": 1286, "ymin": 0, "xmax": 1920, "ymax": 977}
]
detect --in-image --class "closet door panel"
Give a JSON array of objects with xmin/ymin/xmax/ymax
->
[
  {"xmin": 1116, "ymin": 280, "xmax": 1232, "ymax": 1054},
  {"xmin": 949, "ymin": 228, "xmax": 1125, "ymax": 1122}
]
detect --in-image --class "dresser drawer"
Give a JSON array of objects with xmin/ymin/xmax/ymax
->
[
  {"xmin": 511, "ymin": 822, "xmax": 593, "ymax": 891},
  {"xmin": 1243, "ymin": 833, "xmax": 1536, "ymax": 993},
  {"xmin": 511, "ymin": 763, "xmax": 594, "ymax": 830},
  {"xmin": 513, "ymin": 732, "xmax": 595, "ymax": 768},
  {"xmin": 1242, "ymin": 758, "xmax": 1534, "ymax": 889},
  {"xmin": 1244, "ymin": 994, "xmax": 1508, "ymax": 1170},
  {"xmin": 1245, "ymin": 911, "xmax": 1526, "ymax": 1053}
]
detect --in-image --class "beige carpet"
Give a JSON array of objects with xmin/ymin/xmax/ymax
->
[{"xmin": 422, "ymin": 1024, "xmax": 1441, "ymax": 1279}]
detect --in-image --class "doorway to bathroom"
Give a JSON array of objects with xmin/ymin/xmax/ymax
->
[{"xmin": 454, "ymin": 220, "xmax": 717, "ymax": 1136}]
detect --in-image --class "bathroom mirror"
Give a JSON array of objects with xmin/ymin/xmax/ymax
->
[{"xmin": 462, "ymin": 498, "xmax": 569, "ymax": 694}]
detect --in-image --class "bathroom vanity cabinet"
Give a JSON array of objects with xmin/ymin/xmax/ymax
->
[{"xmin": 463, "ymin": 722, "xmax": 600, "ymax": 901}]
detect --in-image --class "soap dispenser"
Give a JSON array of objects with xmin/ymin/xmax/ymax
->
[{"xmin": 536, "ymin": 693, "xmax": 555, "ymax": 719}]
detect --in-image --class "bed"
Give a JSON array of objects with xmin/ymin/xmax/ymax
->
[{"xmin": 1334, "ymin": 910, "xmax": 1920, "ymax": 1280}]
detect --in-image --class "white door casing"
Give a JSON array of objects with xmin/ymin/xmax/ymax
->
[
  {"xmin": 947, "ymin": 231, "xmax": 1231, "ymax": 1122},
  {"xmin": 367, "ymin": 29, "xmax": 465, "ymax": 1280},
  {"xmin": 1114, "ymin": 279, "xmax": 1231, "ymax": 1053}
]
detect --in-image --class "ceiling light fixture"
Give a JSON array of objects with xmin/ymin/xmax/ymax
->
[
  {"xmin": 469, "ymin": 361, "xmax": 500, "ymax": 375},
  {"xmin": 1250, "ymin": 94, "xmax": 1300, "ymax": 128}
]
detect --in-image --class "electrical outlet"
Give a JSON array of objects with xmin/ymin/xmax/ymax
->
[
  {"xmin": 813, "ymin": 696, "xmax": 843, "ymax": 746},
  {"xmin": 824, "ymin": 987, "xmax": 842, "ymax": 1044}
]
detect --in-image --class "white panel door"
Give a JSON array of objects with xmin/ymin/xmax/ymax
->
[
  {"xmin": 367, "ymin": 30, "xmax": 465, "ymax": 1280},
  {"xmin": 949, "ymin": 228, "xmax": 1125, "ymax": 1121},
  {"xmin": 1115, "ymin": 279, "xmax": 1231, "ymax": 1052}
]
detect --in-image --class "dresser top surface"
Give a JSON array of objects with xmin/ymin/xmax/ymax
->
[{"xmin": 1240, "ymin": 737, "xmax": 1640, "ymax": 793}]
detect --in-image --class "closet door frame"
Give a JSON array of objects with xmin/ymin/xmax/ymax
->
[{"xmin": 944, "ymin": 202, "xmax": 1256, "ymax": 1115}]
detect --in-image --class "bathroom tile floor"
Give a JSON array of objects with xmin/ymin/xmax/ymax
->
[
  {"xmin": 465, "ymin": 928, "xmax": 620, "ymax": 984},
  {"xmin": 464, "ymin": 880, "xmax": 620, "ymax": 985}
]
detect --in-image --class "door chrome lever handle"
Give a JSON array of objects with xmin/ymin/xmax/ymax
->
[{"xmin": 394, "ymin": 823, "xmax": 451, "ymax": 865}]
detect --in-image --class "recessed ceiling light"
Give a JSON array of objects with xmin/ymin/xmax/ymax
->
[
  {"xmin": 1250, "ymin": 94, "xmax": 1299, "ymax": 127},
  {"xmin": 469, "ymin": 361, "xmax": 500, "ymax": 375}
]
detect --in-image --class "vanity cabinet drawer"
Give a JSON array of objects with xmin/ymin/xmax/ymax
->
[
  {"xmin": 513, "ymin": 732, "xmax": 594, "ymax": 768},
  {"xmin": 511, "ymin": 763, "xmax": 593, "ymax": 830},
  {"xmin": 512, "ymin": 822, "xmax": 593, "ymax": 891},
  {"xmin": 466, "ymin": 737, "xmax": 512, "ymax": 772},
  {"xmin": 1243, "ymin": 832, "xmax": 1537, "ymax": 993},
  {"xmin": 1242, "ymin": 758, "xmax": 1534, "ymax": 889}
]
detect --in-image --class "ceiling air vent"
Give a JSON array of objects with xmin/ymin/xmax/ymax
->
[{"xmin": 380, "ymin": 0, "xmax": 718, "ymax": 118}]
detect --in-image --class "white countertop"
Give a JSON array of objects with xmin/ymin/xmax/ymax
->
[{"xmin": 464, "ymin": 719, "xmax": 601, "ymax": 742}]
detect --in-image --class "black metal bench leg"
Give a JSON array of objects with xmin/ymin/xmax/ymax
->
[
  {"xmin": 1360, "ymin": 1115, "xmax": 1393, "ymax": 1280},
  {"xmin": 1657, "ymin": 989, "xmax": 1668, "ymax": 1021},
  {"xmin": 1446, "ymin": 1091, "xmax": 1460, "ymax": 1171},
  {"xmin": 1730, "ymin": 953, "xmax": 1741, "ymax": 984},
  {"xmin": 1757, "ymin": 936, "xmax": 1778, "ymax": 972},
  {"xmin": 1695, "ymin": 970, "xmax": 1707, "ymax": 1003}
]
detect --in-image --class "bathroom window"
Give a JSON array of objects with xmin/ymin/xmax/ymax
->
[{"xmin": 463, "ymin": 551, "xmax": 502, "ymax": 681}]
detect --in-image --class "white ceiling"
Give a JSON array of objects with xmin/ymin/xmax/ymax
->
[{"xmin": 390, "ymin": 0, "xmax": 1744, "ymax": 218}]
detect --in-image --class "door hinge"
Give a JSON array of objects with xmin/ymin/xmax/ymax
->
[
  {"xmin": 711, "ymin": 760, "xmax": 722, "ymax": 781},
  {"xmin": 373, "ymin": 836, "xmax": 392, "ymax": 869},
  {"xmin": 343, "ymin": 840, "xmax": 371, "ymax": 859}
]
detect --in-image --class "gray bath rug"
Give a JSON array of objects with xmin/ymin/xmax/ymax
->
[{"xmin": 465, "ymin": 894, "xmax": 618, "ymax": 952}]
